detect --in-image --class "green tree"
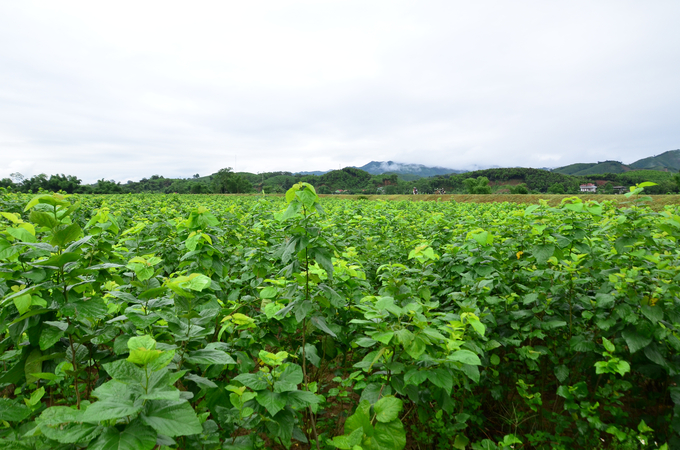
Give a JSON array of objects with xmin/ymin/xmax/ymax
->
[
  {"xmin": 463, "ymin": 177, "xmax": 491, "ymax": 194},
  {"xmin": 509, "ymin": 183, "xmax": 529, "ymax": 194},
  {"xmin": 213, "ymin": 168, "xmax": 253, "ymax": 194},
  {"xmin": 548, "ymin": 183, "xmax": 565, "ymax": 194}
]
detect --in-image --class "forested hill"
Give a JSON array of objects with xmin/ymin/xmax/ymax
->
[
  {"xmin": 553, "ymin": 149, "xmax": 680, "ymax": 175},
  {"xmin": 3, "ymin": 165, "xmax": 679, "ymax": 195}
]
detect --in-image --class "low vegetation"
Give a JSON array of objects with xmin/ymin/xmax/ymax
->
[{"xmin": 0, "ymin": 183, "xmax": 678, "ymax": 449}]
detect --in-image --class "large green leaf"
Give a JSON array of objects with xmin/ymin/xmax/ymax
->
[
  {"xmin": 273, "ymin": 364, "xmax": 303, "ymax": 393},
  {"xmin": 285, "ymin": 390, "xmax": 320, "ymax": 409},
  {"xmin": 39, "ymin": 326, "xmax": 64, "ymax": 351},
  {"xmin": 29, "ymin": 210, "xmax": 59, "ymax": 229},
  {"xmin": 264, "ymin": 409, "xmax": 295, "ymax": 446},
  {"xmin": 367, "ymin": 419, "xmax": 406, "ymax": 450},
  {"xmin": 310, "ymin": 315, "xmax": 337, "ymax": 337},
  {"xmin": 531, "ymin": 244, "xmax": 555, "ymax": 265},
  {"xmin": 185, "ymin": 349, "xmax": 236, "ymax": 365},
  {"xmin": 0, "ymin": 398, "xmax": 30, "ymax": 422},
  {"xmin": 84, "ymin": 382, "xmax": 143, "ymax": 422},
  {"xmin": 185, "ymin": 373, "xmax": 218, "ymax": 389},
  {"xmin": 6, "ymin": 227, "xmax": 37, "ymax": 243},
  {"xmin": 141, "ymin": 400, "xmax": 202, "ymax": 437},
  {"xmin": 89, "ymin": 421, "xmax": 157, "ymax": 450},
  {"xmin": 24, "ymin": 349, "xmax": 42, "ymax": 384},
  {"xmin": 331, "ymin": 426, "xmax": 364, "ymax": 449},
  {"xmin": 373, "ymin": 396, "xmax": 403, "ymax": 423},
  {"xmin": 255, "ymin": 390, "xmax": 287, "ymax": 416},
  {"xmin": 621, "ymin": 327, "xmax": 652, "ymax": 354},
  {"xmin": 344, "ymin": 400, "xmax": 373, "ymax": 437},
  {"xmin": 448, "ymin": 349, "xmax": 481, "ymax": 365},
  {"xmin": 51, "ymin": 223, "xmax": 83, "ymax": 248},
  {"xmin": 233, "ymin": 372, "xmax": 269, "ymax": 390},
  {"xmin": 426, "ymin": 368, "xmax": 453, "ymax": 395},
  {"xmin": 102, "ymin": 360, "xmax": 144, "ymax": 384},
  {"xmin": 63, "ymin": 297, "xmax": 108, "ymax": 318},
  {"xmin": 38, "ymin": 406, "xmax": 102, "ymax": 444}
]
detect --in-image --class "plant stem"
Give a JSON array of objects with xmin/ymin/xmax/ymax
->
[{"xmin": 66, "ymin": 317, "xmax": 81, "ymax": 409}]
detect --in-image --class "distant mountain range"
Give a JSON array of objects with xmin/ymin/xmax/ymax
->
[
  {"xmin": 552, "ymin": 150, "xmax": 680, "ymax": 176},
  {"xmin": 352, "ymin": 161, "xmax": 467, "ymax": 177},
  {"xmin": 291, "ymin": 150, "xmax": 680, "ymax": 180},
  {"xmin": 294, "ymin": 161, "xmax": 468, "ymax": 178}
]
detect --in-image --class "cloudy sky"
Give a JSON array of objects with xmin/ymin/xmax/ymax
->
[{"xmin": 1, "ymin": 1, "xmax": 679, "ymax": 183}]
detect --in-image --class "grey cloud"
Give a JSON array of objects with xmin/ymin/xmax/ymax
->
[{"xmin": 1, "ymin": 1, "xmax": 679, "ymax": 182}]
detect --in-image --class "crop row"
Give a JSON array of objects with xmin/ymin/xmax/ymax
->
[{"xmin": 0, "ymin": 184, "xmax": 678, "ymax": 449}]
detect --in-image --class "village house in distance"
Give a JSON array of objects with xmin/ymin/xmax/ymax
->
[{"xmin": 579, "ymin": 183, "xmax": 597, "ymax": 193}]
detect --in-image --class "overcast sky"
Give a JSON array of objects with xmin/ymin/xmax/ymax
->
[{"xmin": 1, "ymin": 1, "xmax": 679, "ymax": 183}]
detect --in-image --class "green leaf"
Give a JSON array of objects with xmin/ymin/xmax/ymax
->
[
  {"xmin": 141, "ymin": 400, "xmax": 202, "ymax": 437},
  {"xmin": 260, "ymin": 286, "xmax": 278, "ymax": 299},
  {"xmin": 602, "ymin": 337, "xmax": 615, "ymax": 353},
  {"xmin": 127, "ymin": 335, "xmax": 162, "ymax": 365},
  {"xmin": 63, "ymin": 297, "xmax": 108, "ymax": 318},
  {"xmin": 331, "ymin": 426, "xmax": 364, "ymax": 449},
  {"xmin": 405, "ymin": 336, "xmax": 426, "ymax": 359},
  {"xmin": 459, "ymin": 364, "xmax": 480, "ymax": 383},
  {"xmin": 621, "ymin": 327, "xmax": 652, "ymax": 353},
  {"xmin": 427, "ymin": 368, "xmax": 453, "ymax": 395},
  {"xmin": 371, "ymin": 331, "xmax": 394, "ymax": 345},
  {"xmin": 310, "ymin": 247, "xmax": 334, "ymax": 280},
  {"xmin": 84, "ymin": 381, "xmax": 143, "ymax": 421},
  {"xmin": 374, "ymin": 396, "xmax": 403, "ymax": 423},
  {"xmin": 6, "ymin": 227, "xmax": 37, "ymax": 243},
  {"xmin": 255, "ymin": 390, "xmax": 287, "ymax": 416},
  {"xmin": 344, "ymin": 400, "xmax": 373, "ymax": 437},
  {"xmin": 448, "ymin": 349, "xmax": 481, "ymax": 365},
  {"xmin": 532, "ymin": 244, "xmax": 555, "ymax": 265},
  {"xmin": 595, "ymin": 293, "xmax": 615, "ymax": 308},
  {"xmin": 24, "ymin": 348, "xmax": 42, "ymax": 384},
  {"xmin": 51, "ymin": 223, "xmax": 83, "ymax": 247},
  {"xmin": 640, "ymin": 305, "xmax": 663, "ymax": 324},
  {"xmin": 265, "ymin": 409, "xmax": 295, "ymax": 446},
  {"xmin": 185, "ymin": 274, "xmax": 211, "ymax": 291},
  {"xmin": 285, "ymin": 390, "xmax": 320, "ymax": 409},
  {"xmin": 185, "ymin": 349, "xmax": 236, "ymax": 365},
  {"xmin": 39, "ymin": 326, "xmax": 64, "ymax": 351},
  {"xmin": 0, "ymin": 398, "xmax": 30, "ymax": 422},
  {"xmin": 304, "ymin": 343, "xmax": 321, "ymax": 367},
  {"xmin": 310, "ymin": 315, "xmax": 337, "ymax": 337},
  {"xmin": 38, "ymin": 406, "xmax": 102, "ymax": 444},
  {"xmin": 355, "ymin": 337, "xmax": 377, "ymax": 348},
  {"xmin": 102, "ymin": 360, "xmax": 144, "ymax": 384},
  {"xmin": 185, "ymin": 373, "xmax": 218, "ymax": 389},
  {"xmin": 371, "ymin": 419, "xmax": 406, "ymax": 450},
  {"xmin": 13, "ymin": 293, "xmax": 32, "ymax": 315},
  {"xmin": 29, "ymin": 210, "xmax": 59, "ymax": 229},
  {"xmin": 554, "ymin": 365, "xmax": 569, "ymax": 383},
  {"xmin": 89, "ymin": 421, "xmax": 157, "ymax": 450},
  {"xmin": 403, "ymin": 369, "xmax": 427, "ymax": 386},
  {"xmin": 454, "ymin": 434, "xmax": 469, "ymax": 449},
  {"xmin": 614, "ymin": 237, "xmax": 636, "ymax": 255},
  {"xmin": 274, "ymin": 364, "xmax": 303, "ymax": 393},
  {"xmin": 233, "ymin": 372, "xmax": 269, "ymax": 390}
]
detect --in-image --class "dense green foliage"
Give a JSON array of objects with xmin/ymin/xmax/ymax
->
[
  {"xmin": 630, "ymin": 151, "xmax": 680, "ymax": 172},
  {"xmin": 3, "ymin": 163, "xmax": 680, "ymax": 196},
  {"xmin": 0, "ymin": 184, "xmax": 678, "ymax": 449},
  {"xmin": 554, "ymin": 150, "xmax": 680, "ymax": 175},
  {"xmin": 553, "ymin": 161, "xmax": 631, "ymax": 176}
]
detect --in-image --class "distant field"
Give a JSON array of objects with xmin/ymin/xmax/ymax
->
[{"xmin": 323, "ymin": 193, "xmax": 680, "ymax": 209}]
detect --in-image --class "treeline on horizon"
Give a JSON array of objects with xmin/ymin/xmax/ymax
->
[{"xmin": 2, "ymin": 166, "xmax": 680, "ymax": 195}]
